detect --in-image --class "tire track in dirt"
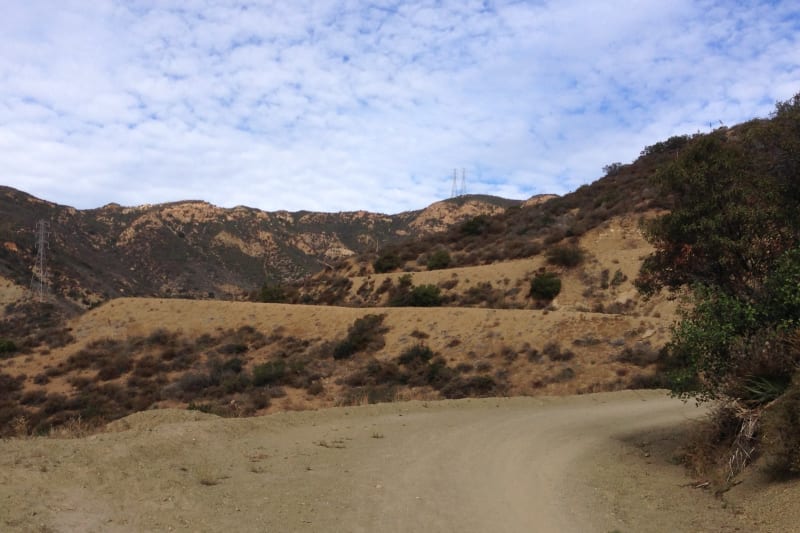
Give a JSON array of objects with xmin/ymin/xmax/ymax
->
[{"xmin": 1, "ymin": 391, "xmax": 748, "ymax": 533}]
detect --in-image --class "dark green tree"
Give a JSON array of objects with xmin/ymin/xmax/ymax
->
[
  {"xmin": 529, "ymin": 272, "xmax": 561, "ymax": 300},
  {"xmin": 637, "ymin": 93, "xmax": 800, "ymax": 406},
  {"xmin": 427, "ymin": 249, "xmax": 451, "ymax": 270}
]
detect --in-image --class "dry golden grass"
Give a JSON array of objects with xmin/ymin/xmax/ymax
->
[
  {"xmin": 0, "ymin": 214, "xmax": 681, "ymax": 424},
  {"xmin": 0, "ymin": 276, "xmax": 26, "ymax": 309}
]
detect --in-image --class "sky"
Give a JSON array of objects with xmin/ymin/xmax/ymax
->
[{"xmin": 1, "ymin": 1, "xmax": 799, "ymax": 214}]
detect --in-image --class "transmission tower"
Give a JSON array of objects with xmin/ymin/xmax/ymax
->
[
  {"xmin": 450, "ymin": 168, "xmax": 467, "ymax": 198},
  {"xmin": 29, "ymin": 219, "xmax": 49, "ymax": 302}
]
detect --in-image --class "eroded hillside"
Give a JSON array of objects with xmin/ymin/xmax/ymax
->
[{"xmin": 0, "ymin": 188, "xmax": 517, "ymax": 305}]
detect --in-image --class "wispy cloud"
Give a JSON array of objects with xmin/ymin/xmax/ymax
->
[{"xmin": 1, "ymin": 1, "xmax": 798, "ymax": 213}]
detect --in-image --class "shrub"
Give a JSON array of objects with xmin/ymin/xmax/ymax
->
[
  {"xmin": 615, "ymin": 343, "xmax": 661, "ymax": 367},
  {"xmin": 543, "ymin": 342, "xmax": 574, "ymax": 361},
  {"xmin": 397, "ymin": 344, "xmax": 434, "ymax": 366},
  {"xmin": 146, "ymin": 328, "xmax": 175, "ymax": 346},
  {"xmin": 406, "ymin": 285, "xmax": 442, "ymax": 307},
  {"xmin": 0, "ymin": 372, "xmax": 24, "ymax": 401},
  {"xmin": 219, "ymin": 342, "xmax": 248, "ymax": 355},
  {"xmin": 460, "ymin": 282, "xmax": 504, "ymax": 307},
  {"xmin": 252, "ymin": 361, "xmax": 286, "ymax": 387},
  {"xmin": 461, "ymin": 216, "xmax": 489, "ymax": 236},
  {"xmin": 340, "ymin": 385, "xmax": 398, "ymax": 405},
  {"xmin": 529, "ymin": 272, "xmax": 561, "ymax": 300},
  {"xmin": 427, "ymin": 250, "xmax": 452, "ymax": 271},
  {"xmin": 174, "ymin": 372, "xmax": 213, "ymax": 395},
  {"xmin": 259, "ymin": 282, "xmax": 286, "ymax": 303},
  {"xmin": 374, "ymin": 252, "xmax": 402, "ymax": 273},
  {"xmin": 0, "ymin": 338, "xmax": 17, "ymax": 357},
  {"xmin": 546, "ymin": 244, "xmax": 585, "ymax": 267},
  {"xmin": 333, "ymin": 314, "xmax": 388, "ymax": 359},
  {"xmin": 440, "ymin": 375, "xmax": 499, "ymax": 399},
  {"xmin": 551, "ymin": 367, "xmax": 576, "ymax": 382},
  {"xmin": 603, "ymin": 162, "xmax": 624, "ymax": 176},
  {"xmin": 222, "ymin": 357, "xmax": 244, "ymax": 374},
  {"xmin": 307, "ymin": 380, "xmax": 325, "ymax": 396},
  {"xmin": 611, "ymin": 269, "xmax": 627, "ymax": 286},
  {"xmin": 96, "ymin": 354, "xmax": 132, "ymax": 381},
  {"xmin": 333, "ymin": 339, "xmax": 358, "ymax": 360}
]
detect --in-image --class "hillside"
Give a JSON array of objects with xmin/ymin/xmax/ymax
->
[
  {"xmin": 0, "ymin": 129, "xmax": 688, "ymax": 435},
  {"xmin": 3, "ymin": 93, "xmax": 800, "ymax": 533},
  {"xmin": 0, "ymin": 212, "xmax": 680, "ymax": 435},
  {"xmin": 288, "ymin": 138, "xmax": 682, "ymax": 306},
  {"xmin": 0, "ymin": 189, "xmax": 518, "ymax": 306}
]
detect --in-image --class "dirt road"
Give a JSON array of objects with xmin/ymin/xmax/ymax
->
[{"xmin": 0, "ymin": 391, "xmax": 759, "ymax": 532}]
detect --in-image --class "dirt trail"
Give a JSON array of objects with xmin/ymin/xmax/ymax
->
[{"xmin": 0, "ymin": 391, "xmax": 763, "ymax": 532}]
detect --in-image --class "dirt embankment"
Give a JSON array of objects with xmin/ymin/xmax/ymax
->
[{"xmin": 2, "ymin": 390, "xmax": 795, "ymax": 532}]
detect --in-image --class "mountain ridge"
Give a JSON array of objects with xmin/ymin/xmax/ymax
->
[{"xmin": 0, "ymin": 186, "xmax": 526, "ymax": 306}]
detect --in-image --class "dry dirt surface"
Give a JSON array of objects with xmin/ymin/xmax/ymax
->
[{"xmin": 3, "ymin": 390, "xmax": 789, "ymax": 533}]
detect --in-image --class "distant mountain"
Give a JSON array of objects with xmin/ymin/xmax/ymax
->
[{"xmin": 0, "ymin": 188, "xmax": 521, "ymax": 306}]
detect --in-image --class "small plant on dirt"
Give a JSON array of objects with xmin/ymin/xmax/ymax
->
[
  {"xmin": 543, "ymin": 342, "xmax": 574, "ymax": 362},
  {"xmin": 615, "ymin": 342, "xmax": 661, "ymax": 367},
  {"xmin": 611, "ymin": 269, "xmax": 627, "ymax": 286}
]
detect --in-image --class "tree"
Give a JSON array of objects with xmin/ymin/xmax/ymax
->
[
  {"xmin": 529, "ymin": 272, "xmax": 561, "ymax": 300},
  {"xmin": 258, "ymin": 282, "xmax": 286, "ymax": 303},
  {"xmin": 427, "ymin": 249, "xmax": 451, "ymax": 270},
  {"xmin": 374, "ymin": 251, "xmax": 402, "ymax": 273},
  {"xmin": 603, "ymin": 162, "xmax": 623, "ymax": 175},
  {"xmin": 637, "ymin": 93, "xmax": 800, "ymax": 405}
]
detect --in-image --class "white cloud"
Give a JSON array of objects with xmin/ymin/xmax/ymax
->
[{"xmin": 0, "ymin": 0, "xmax": 798, "ymax": 213}]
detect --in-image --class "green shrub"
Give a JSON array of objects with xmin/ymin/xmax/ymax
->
[
  {"xmin": 333, "ymin": 314, "xmax": 388, "ymax": 359},
  {"xmin": 252, "ymin": 361, "xmax": 286, "ymax": 386},
  {"xmin": 0, "ymin": 338, "xmax": 18, "ymax": 357},
  {"xmin": 529, "ymin": 272, "xmax": 561, "ymax": 300},
  {"xmin": 427, "ymin": 250, "xmax": 452, "ymax": 270},
  {"xmin": 397, "ymin": 344, "xmax": 434, "ymax": 366},
  {"xmin": 611, "ymin": 269, "xmax": 627, "ymax": 286},
  {"xmin": 259, "ymin": 282, "xmax": 286, "ymax": 303},
  {"xmin": 222, "ymin": 357, "xmax": 244, "ymax": 374},
  {"xmin": 374, "ymin": 252, "xmax": 402, "ymax": 273},
  {"xmin": 406, "ymin": 284, "xmax": 442, "ymax": 307},
  {"xmin": 461, "ymin": 215, "xmax": 489, "ymax": 236},
  {"xmin": 440, "ymin": 375, "xmax": 499, "ymax": 399},
  {"xmin": 333, "ymin": 339, "xmax": 358, "ymax": 360},
  {"xmin": 546, "ymin": 244, "xmax": 585, "ymax": 267}
]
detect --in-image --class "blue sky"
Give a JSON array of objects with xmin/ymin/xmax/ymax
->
[{"xmin": 1, "ymin": 1, "xmax": 799, "ymax": 214}]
